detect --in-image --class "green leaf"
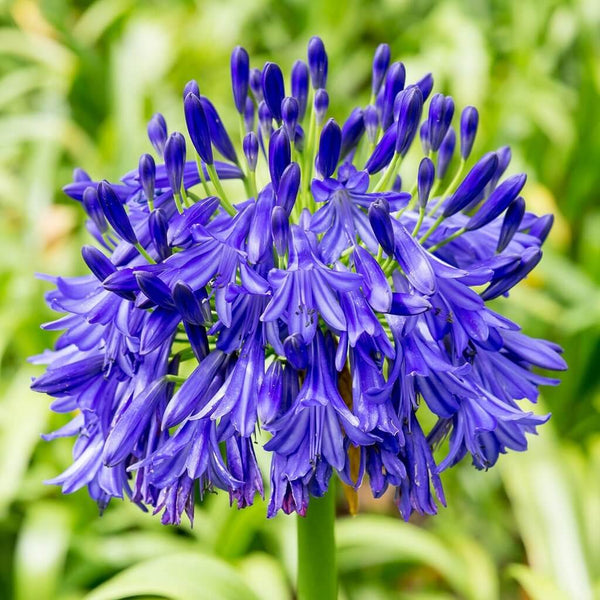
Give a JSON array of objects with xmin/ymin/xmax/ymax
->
[
  {"xmin": 85, "ymin": 552, "xmax": 260, "ymax": 600},
  {"xmin": 336, "ymin": 515, "xmax": 494, "ymax": 600},
  {"xmin": 237, "ymin": 553, "xmax": 291, "ymax": 600},
  {"xmin": 506, "ymin": 565, "xmax": 569, "ymax": 600}
]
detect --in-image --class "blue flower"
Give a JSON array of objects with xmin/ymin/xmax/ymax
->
[{"xmin": 33, "ymin": 37, "xmax": 566, "ymax": 524}]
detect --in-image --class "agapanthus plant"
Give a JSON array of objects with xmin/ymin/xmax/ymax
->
[{"xmin": 32, "ymin": 37, "xmax": 565, "ymax": 598}]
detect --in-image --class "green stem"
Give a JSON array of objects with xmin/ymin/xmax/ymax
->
[
  {"xmin": 297, "ymin": 485, "xmax": 337, "ymax": 600},
  {"xmin": 206, "ymin": 163, "xmax": 236, "ymax": 215}
]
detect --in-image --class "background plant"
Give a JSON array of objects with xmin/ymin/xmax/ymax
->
[{"xmin": 0, "ymin": 0, "xmax": 598, "ymax": 598}]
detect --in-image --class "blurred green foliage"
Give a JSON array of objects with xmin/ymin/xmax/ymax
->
[{"xmin": 0, "ymin": 0, "xmax": 598, "ymax": 598}]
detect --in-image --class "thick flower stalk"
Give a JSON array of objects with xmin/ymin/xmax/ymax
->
[{"xmin": 32, "ymin": 38, "xmax": 566, "ymax": 527}]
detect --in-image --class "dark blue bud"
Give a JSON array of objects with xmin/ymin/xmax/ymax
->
[
  {"xmin": 271, "ymin": 205, "xmax": 289, "ymax": 255},
  {"xmin": 372, "ymin": 43, "xmax": 391, "ymax": 95},
  {"xmin": 102, "ymin": 269, "xmax": 138, "ymax": 300},
  {"xmin": 172, "ymin": 281, "xmax": 205, "ymax": 325},
  {"xmin": 394, "ymin": 87, "xmax": 423, "ymax": 155},
  {"xmin": 443, "ymin": 152, "xmax": 498, "ymax": 217},
  {"xmin": 184, "ymin": 93, "xmax": 212, "ymax": 164},
  {"xmin": 489, "ymin": 145, "xmax": 512, "ymax": 190},
  {"xmin": 314, "ymin": 89, "xmax": 329, "ymax": 124},
  {"xmin": 381, "ymin": 62, "xmax": 406, "ymax": 130},
  {"xmin": 291, "ymin": 60, "xmax": 309, "ymax": 121},
  {"xmin": 249, "ymin": 67, "xmax": 263, "ymax": 102},
  {"xmin": 243, "ymin": 131, "xmax": 259, "ymax": 171},
  {"xmin": 230, "ymin": 45, "xmax": 249, "ymax": 114},
  {"xmin": 307, "ymin": 36, "xmax": 328, "ymax": 89},
  {"xmin": 147, "ymin": 113, "xmax": 168, "ymax": 156},
  {"xmin": 340, "ymin": 108, "xmax": 365, "ymax": 159},
  {"xmin": 284, "ymin": 334, "xmax": 308, "ymax": 369},
  {"xmin": 368, "ymin": 197, "xmax": 395, "ymax": 255},
  {"xmin": 183, "ymin": 79, "xmax": 200, "ymax": 99},
  {"xmin": 415, "ymin": 73, "xmax": 434, "ymax": 101},
  {"xmin": 428, "ymin": 94, "xmax": 455, "ymax": 152},
  {"xmin": 82, "ymin": 245, "xmax": 115, "ymax": 282},
  {"xmin": 420, "ymin": 121, "xmax": 430, "ymax": 154},
  {"xmin": 258, "ymin": 101, "xmax": 274, "ymax": 139},
  {"xmin": 82, "ymin": 186, "xmax": 107, "ymax": 233},
  {"xmin": 364, "ymin": 105, "xmax": 379, "ymax": 144},
  {"xmin": 135, "ymin": 272, "xmax": 175, "ymax": 309},
  {"xmin": 138, "ymin": 153, "xmax": 155, "ymax": 204},
  {"xmin": 277, "ymin": 162, "xmax": 301, "ymax": 214},
  {"xmin": 497, "ymin": 197, "xmax": 525, "ymax": 252},
  {"xmin": 364, "ymin": 123, "xmax": 395, "ymax": 174},
  {"xmin": 465, "ymin": 173, "xmax": 527, "ymax": 231},
  {"xmin": 148, "ymin": 208, "xmax": 171, "ymax": 261},
  {"xmin": 281, "ymin": 96, "xmax": 299, "ymax": 142},
  {"xmin": 529, "ymin": 214, "xmax": 553, "ymax": 243},
  {"xmin": 262, "ymin": 62, "xmax": 285, "ymax": 123},
  {"xmin": 244, "ymin": 97, "xmax": 255, "ymax": 133},
  {"xmin": 268, "ymin": 128, "xmax": 291, "ymax": 190},
  {"xmin": 200, "ymin": 96, "xmax": 237, "ymax": 163},
  {"xmin": 460, "ymin": 106, "xmax": 478, "ymax": 159},
  {"xmin": 97, "ymin": 180, "xmax": 138, "ymax": 244},
  {"xmin": 437, "ymin": 127, "xmax": 456, "ymax": 179},
  {"xmin": 482, "ymin": 246, "xmax": 542, "ymax": 300},
  {"xmin": 164, "ymin": 132, "xmax": 187, "ymax": 196},
  {"xmin": 392, "ymin": 175, "xmax": 402, "ymax": 192},
  {"xmin": 294, "ymin": 124, "xmax": 305, "ymax": 152},
  {"xmin": 73, "ymin": 168, "xmax": 91, "ymax": 182},
  {"xmin": 316, "ymin": 118, "xmax": 341, "ymax": 178},
  {"xmin": 418, "ymin": 157, "xmax": 435, "ymax": 209}
]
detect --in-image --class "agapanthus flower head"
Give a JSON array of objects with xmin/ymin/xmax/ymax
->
[{"xmin": 33, "ymin": 37, "xmax": 566, "ymax": 525}]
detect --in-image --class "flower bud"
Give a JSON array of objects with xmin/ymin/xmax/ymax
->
[
  {"xmin": 268, "ymin": 128, "xmax": 291, "ymax": 191},
  {"xmin": 230, "ymin": 45, "xmax": 250, "ymax": 114},
  {"xmin": 364, "ymin": 123, "xmax": 395, "ymax": 174},
  {"xmin": 262, "ymin": 62, "xmax": 285, "ymax": 123},
  {"xmin": 415, "ymin": 72, "xmax": 434, "ymax": 101},
  {"xmin": 82, "ymin": 245, "xmax": 115, "ymax": 282},
  {"xmin": 243, "ymin": 131, "xmax": 259, "ymax": 172},
  {"xmin": 164, "ymin": 132, "xmax": 187, "ymax": 196},
  {"xmin": 294, "ymin": 125, "xmax": 305, "ymax": 152},
  {"xmin": 372, "ymin": 43, "xmax": 391, "ymax": 96},
  {"xmin": 460, "ymin": 106, "xmax": 478, "ymax": 160},
  {"xmin": 281, "ymin": 96, "xmax": 299, "ymax": 142},
  {"xmin": 420, "ymin": 121, "xmax": 430, "ymax": 154},
  {"xmin": 291, "ymin": 60, "xmax": 309, "ymax": 122},
  {"xmin": 368, "ymin": 197, "xmax": 395, "ymax": 255},
  {"xmin": 381, "ymin": 62, "xmax": 406, "ymax": 130},
  {"xmin": 271, "ymin": 205, "xmax": 289, "ymax": 255},
  {"xmin": 147, "ymin": 113, "xmax": 167, "ymax": 156},
  {"xmin": 427, "ymin": 94, "xmax": 454, "ymax": 152},
  {"xmin": 249, "ymin": 67, "xmax": 263, "ymax": 102},
  {"xmin": 138, "ymin": 153, "xmax": 155, "ymax": 204},
  {"xmin": 316, "ymin": 118, "xmax": 341, "ymax": 178},
  {"xmin": 364, "ymin": 105, "xmax": 379, "ymax": 144},
  {"xmin": 529, "ymin": 214, "xmax": 553, "ymax": 243},
  {"xmin": 82, "ymin": 186, "xmax": 108, "ymax": 233},
  {"xmin": 497, "ymin": 197, "xmax": 525, "ymax": 252},
  {"xmin": 172, "ymin": 281, "xmax": 205, "ymax": 326},
  {"xmin": 73, "ymin": 168, "xmax": 91, "ymax": 182},
  {"xmin": 97, "ymin": 180, "xmax": 138, "ymax": 244},
  {"xmin": 340, "ymin": 107, "xmax": 365, "ymax": 159},
  {"xmin": 200, "ymin": 96, "xmax": 237, "ymax": 164},
  {"xmin": 258, "ymin": 101, "xmax": 274, "ymax": 139},
  {"xmin": 394, "ymin": 87, "xmax": 423, "ymax": 156},
  {"xmin": 443, "ymin": 152, "xmax": 498, "ymax": 218},
  {"xmin": 465, "ymin": 173, "xmax": 526, "ymax": 231},
  {"xmin": 244, "ymin": 97, "xmax": 255, "ymax": 133},
  {"xmin": 184, "ymin": 93, "xmax": 212, "ymax": 164},
  {"xmin": 148, "ymin": 208, "xmax": 171, "ymax": 261},
  {"xmin": 307, "ymin": 36, "xmax": 328, "ymax": 89},
  {"xmin": 284, "ymin": 333, "xmax": 308, "ymax": 369},
  {"xmin": 183, "ymin": 79, "xmax": 200, "ymax": 99},
  {"xmin": 417, "ymin": 157, "xmax": 435, "ymax": 209},
  {"xmin": 277, "ymin": 162, "xmax": 301, "ymax": 214},
  {"xmin": 437, "ymin": 127, "xmax": 456, "ymax": 179},
  {"xmin": 314, "ymin": 89, "xmax": 329, "ymax": 124}
]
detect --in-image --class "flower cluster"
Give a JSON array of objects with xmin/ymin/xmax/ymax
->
[{"xmin": 32, "ymin": 38, "xmax": 566, "ymax": 524}]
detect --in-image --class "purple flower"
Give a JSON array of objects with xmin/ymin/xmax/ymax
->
[{"xmin": 33, "ymin": 38, "xmax": 565, "ymax": 526}]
